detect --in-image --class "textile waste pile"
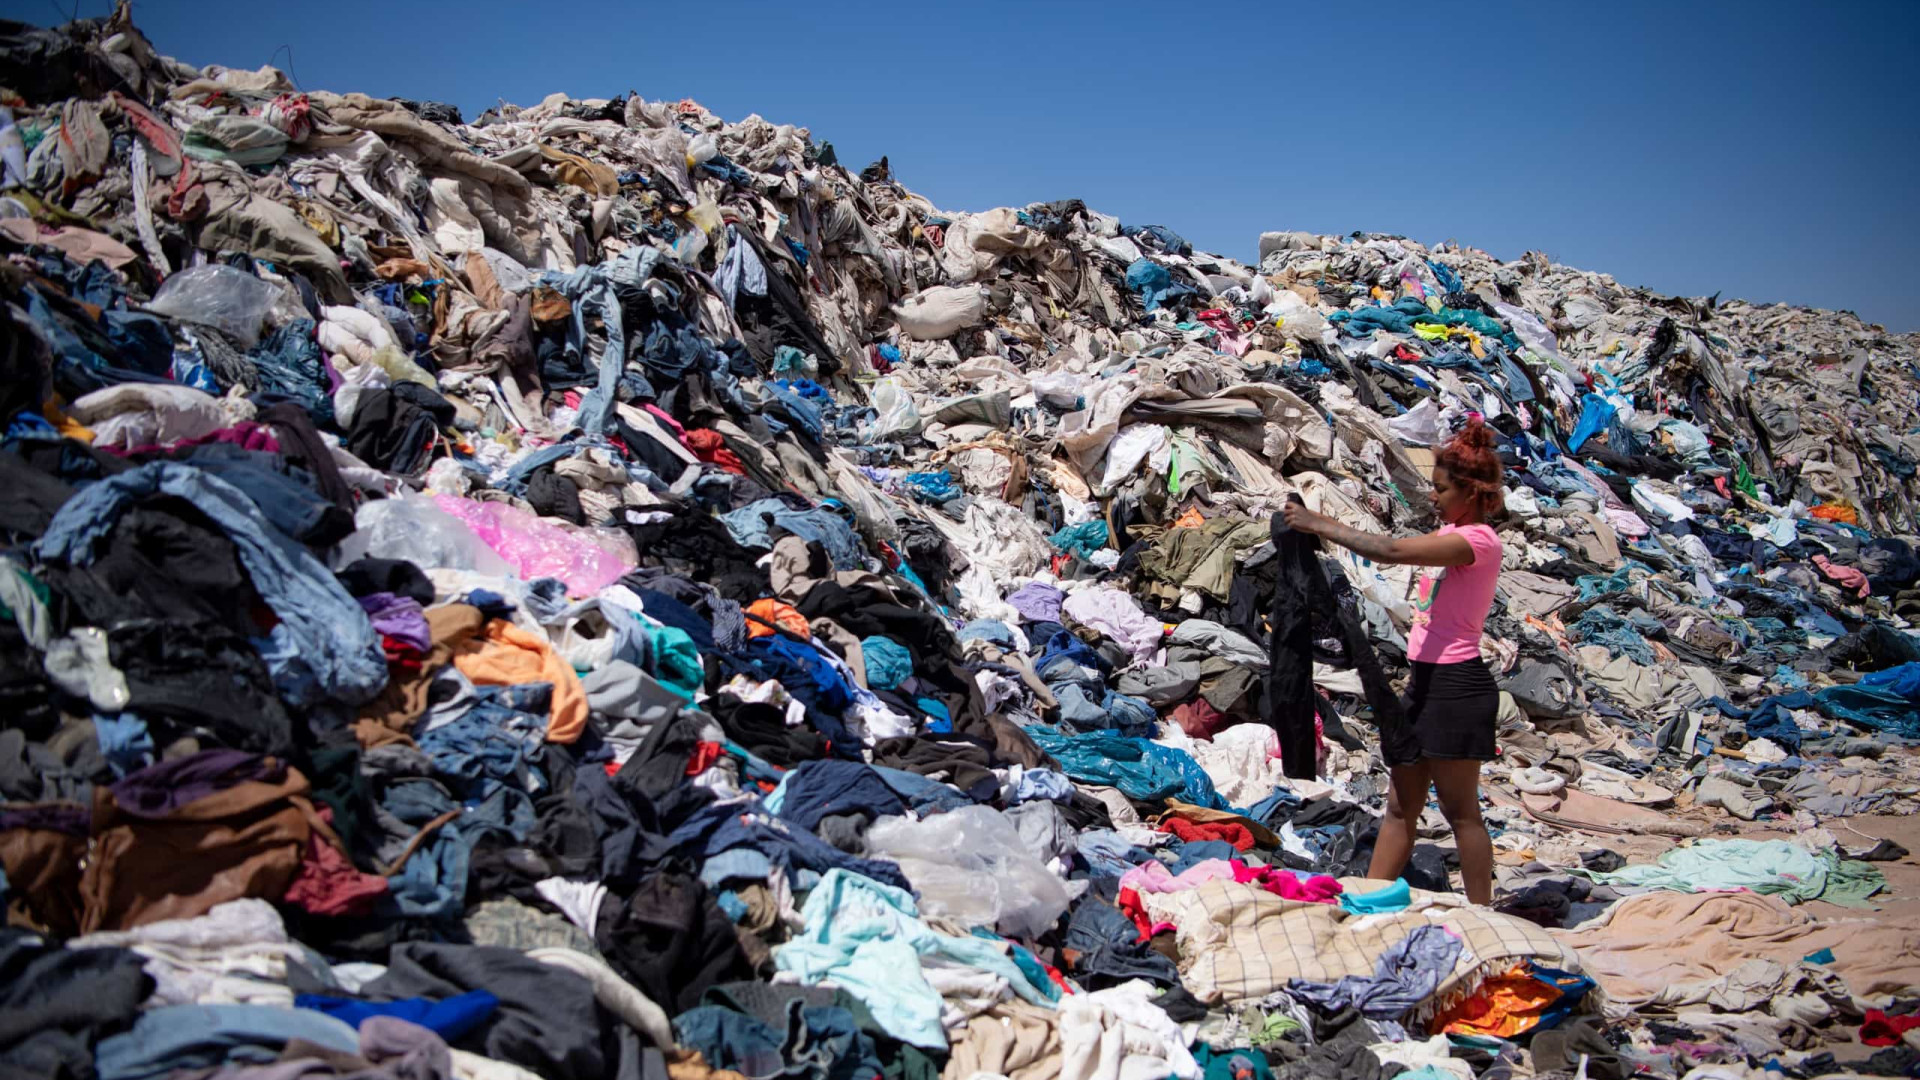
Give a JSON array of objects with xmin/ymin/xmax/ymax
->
[{"xmin": 4, "ymin": 8, "xmax": 1920, "ymax": 1080}]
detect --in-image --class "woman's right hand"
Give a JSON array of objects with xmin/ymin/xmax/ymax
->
[{"xmin": 1281, "ymin": 501, "xmax": 1321, "ymax": 535}]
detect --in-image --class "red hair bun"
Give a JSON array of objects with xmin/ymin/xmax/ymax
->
[{"xmin": 1435, "ymin": 416, "xmax": 1503, "ymax": 516}]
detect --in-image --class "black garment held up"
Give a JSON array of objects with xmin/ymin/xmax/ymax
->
[{"xmin": 1266, "ymin": 501, "xmax": 1416, "ymax": 778}]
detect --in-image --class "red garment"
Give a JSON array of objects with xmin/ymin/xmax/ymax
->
[
  {"xmin": 1232, "ymin": 862, "xmax": 1343, "ymax": 903},
  {"xmin": 1159, "ymin": 818, "xmax": 1255, "ymax": 852},
  {"xmin": 685, "ymin": 429, "xmax": 746, "ymax": 475},
  {"xmin": 1862, "ymin": 1010, "xmax": 1920, "ymax": 1047},
  {"xmin": 1195, "ymin": 309, "xmax": 1237, "ymax": 333},
  {"xmin": 1115, "ymin": 887, "xmax": 1174, "ymax": 942},
  {"xmin": 382, "ymin": 637, "xmax": 423, "ymax": 671},
  {"xmin": 1041, "ymin": 961, "xmax": 1075, "ymax": 996},
  {"xmin": 282, "ymin": 807, "xmax": 387, "ymax": 918},
  {"xmin": 685, "ymin": 741, "xmax": 723, "ymax": 777},
  {"xmin": 112, "ymin": 91, "xmax": 185, "ymax": 164},
  {"xmin": 1167, "ymin": 700, "xmax": 1226, "ymax": 739}
]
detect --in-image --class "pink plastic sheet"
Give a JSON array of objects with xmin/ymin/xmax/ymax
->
[{"xmin": 433, "ymin": 495, "xmax": 633, "ymax": 594}]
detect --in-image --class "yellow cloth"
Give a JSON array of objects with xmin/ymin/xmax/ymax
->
[{"xmin": 45, "ymin": 400, "xmax": 94, "ymax": 443}]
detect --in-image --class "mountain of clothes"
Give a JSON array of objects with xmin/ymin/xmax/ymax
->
[{"xmin": 3, "ymin": 8, "xmax": 1920, "ymax": 1080}]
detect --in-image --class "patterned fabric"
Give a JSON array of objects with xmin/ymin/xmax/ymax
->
[
  {"xmin": 1140, "ymin": 878, "xmax": 1583, "ymax": 1006},
  {"xmin": 463, "ymin": 897, "xmax": 602, "ymax": 958}
]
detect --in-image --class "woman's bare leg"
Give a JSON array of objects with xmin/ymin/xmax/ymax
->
[
  {"xmin": 1428, "ymin": 757, "xmax": 1493, "ymax": 905},
  {"xmin": 1368, "ymin": 762, "xmax": 1430, "ymax": 882}
]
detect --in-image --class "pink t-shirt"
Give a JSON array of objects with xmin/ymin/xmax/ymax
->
[{"xmin": 1404, "ymin": 523, "xmax": 1503, "ymax": 664}]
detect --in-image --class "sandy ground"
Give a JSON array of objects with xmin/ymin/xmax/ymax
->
[
  {"xmin": 1718, "ymin": 811, "xmax": 1920, "ymax": 1054},
  {"xmin": 1738, "ymin": 810, "xmax": 1920, "ymax": 921}
]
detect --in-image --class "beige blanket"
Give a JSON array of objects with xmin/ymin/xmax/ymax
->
[
  {"xmin": 1142, "ymin": 879, "xmax": 1583, "ymax": 1008},
  {"xmin": 1552, "ymin": 890, "xmax": 1920, "ymax": 1007}
]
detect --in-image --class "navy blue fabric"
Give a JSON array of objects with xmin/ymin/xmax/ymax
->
[
  {"xmin": 771, "ymin": 760, "xmax": 906, "ymax": 832},
  {"xmin": 1064, "ymin": 897, "xmax": 1181, "ymax": 987},
  {"xmin": 660, "ymin": 799, "xmax": 911, "ymax": 892}
]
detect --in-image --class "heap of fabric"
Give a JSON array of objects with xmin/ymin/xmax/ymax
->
[{"xmin": 0, "ymin": 7, "xmax": 1918, "ymax": 1080}]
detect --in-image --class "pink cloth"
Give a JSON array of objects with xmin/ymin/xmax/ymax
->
[
  {"xmin": 1118, "ymin": 859, "xmax": 1239, "ymax": 896},
  {"xmin": 1812, "ymin": 555, "xmax": 1870, "ymax": 598},
  {"xmin": 99, "ymin": 422, "xmax": 282, "ymax": 457},
  {"xmin": 1233, "ymin": 862, "xmax": 1343, "ymax": 903},
  {"xmin": 1406, "ymin": 523, "xmax": 1503, "ymax": 663},
  {"xmin": 643, "ymin": 403, "xmax": 688, "ymax": 440},
  {"xmin": 0, "ymin": 218, "xmax": 137, "ymax": 268},
  {"xmin": 1119, "ymin": 859, "xmax": 1343, "ymax": 906}
]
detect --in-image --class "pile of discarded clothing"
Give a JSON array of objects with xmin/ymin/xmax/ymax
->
[{"xmin": 3, "ymin": 7, "xmax": 1920, "ymax": 1080}]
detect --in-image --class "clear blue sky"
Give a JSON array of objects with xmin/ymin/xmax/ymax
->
[{"xmin": 64, "ymin": 0, "xmax": 1920, "ymax": 329}]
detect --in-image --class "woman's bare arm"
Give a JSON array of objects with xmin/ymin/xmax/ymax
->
[{"xmin": 1282, "ymin": 504, "xmax": 1475, "ymax": 567}]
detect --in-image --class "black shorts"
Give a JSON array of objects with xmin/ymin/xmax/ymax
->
[{"xmin": 1391, "ymin": 658, "xmax": 1498, "ymax": 764}]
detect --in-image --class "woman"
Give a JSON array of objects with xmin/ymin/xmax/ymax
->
[{"xmin": 1280, "ymin": 417, "xmax": 1505, "ymax": 905}]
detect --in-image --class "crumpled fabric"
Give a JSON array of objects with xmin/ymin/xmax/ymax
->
[
  {"xmin": 1026, "ymin": 727, "xmax": 1228, "ymax": 809},
  {"xmin": 771, "ymin": 869, "xmax": 1053, "ymax": 1050},
  {"xmin": 1579, "ymin": 838, "xmax": 1882, "ymax": 908},
  {"xmin": 540, "ymin": 246, "xmax": 667, "ymax": 436},
  {"xmin": 35, "ymin": 462, "xmax": 386, "ymax": 707},
  {"xmin": 451, "ymin": 618, "xmax": 590, "ymax": 744},
  {"xmin": 1813, "ymin": 554, "xmax": 1871, "ymax": 597},
  {"xmin": 1289, "ymin": 925, "xmax": 1463, "ymax": 1018},
  {"xmin": 859, "ymin": 635, "xmax": 912, "ymax": 691},
  {"xmin": 1060, "ymin": 588, "xmax": 1164, "ymax": 663},
  {"xmin": 721, "ymin": 498, "xmax": 865, "ymax": 570},
  {"xmin": 1048, "ymin": 521, "xmax": 1111, "ymax": 559}
]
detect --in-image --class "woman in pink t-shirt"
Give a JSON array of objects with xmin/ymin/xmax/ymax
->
[{"xmin": 1282, "ymin": 417, "xmax": 1504, "ymax": 904}]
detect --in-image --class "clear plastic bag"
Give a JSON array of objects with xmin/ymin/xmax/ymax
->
[
  {"xmin": 865, "ymin": 805, "xmax": 1074, "ymax": 938},
  {"xmin": 868, "ymin": 377, "xmax": 922, "ymax": 439},
  {"xmin": 1493, "ymin": 302, "xmax": 1563, "ymax": 360},
  {"xmin": 366, "ymin": 343, "xmax": 437, "ymax": 388},
  {"xmin": 144, "ymin": 265, "xmax": 280, "ymax": 347},
  {"xmin": 330, "ymin": 359, "xmax": 390, "ymax": 429},
  {"xmin": 331, "ymin": 495, "xmax": 516, "ymax": 577}
]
